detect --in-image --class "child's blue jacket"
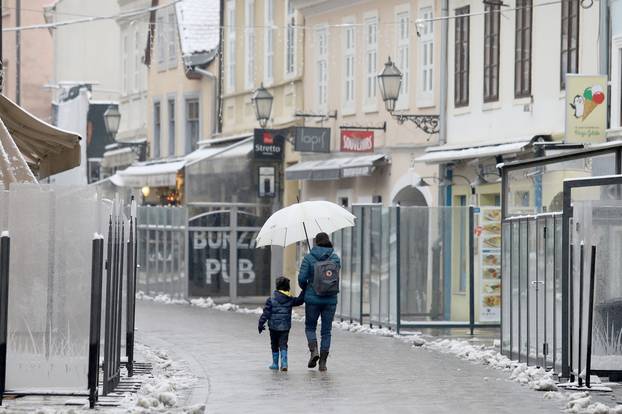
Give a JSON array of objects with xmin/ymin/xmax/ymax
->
[{"xmin": 258, "ymin": 290, "xmax": 304, "ymax": 331}]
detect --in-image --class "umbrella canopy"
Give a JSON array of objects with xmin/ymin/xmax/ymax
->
[
  {"xmin": 0, "ymin": 115, "xmax": 37, "ymax": 190},
  {"xmin": 255, "ymin": 201, "xmax": 356, "ymax": 248}
]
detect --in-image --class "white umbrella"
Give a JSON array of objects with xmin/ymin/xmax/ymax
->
[{"xmin": 255, "ymin": 201, "xmax": 356, "ymax": 248}]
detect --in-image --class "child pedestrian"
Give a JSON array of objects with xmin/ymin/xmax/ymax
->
[{"xmin": 258, "ymin": 276, "xmax": 304, "ymax": 371}]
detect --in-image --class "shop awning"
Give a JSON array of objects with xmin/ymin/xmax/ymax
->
[
  {"xmin": 285, "ymin": 154, "xmax": 389, "ymax": 181},
  {"xmin": 415, "ymin": 141, "xmax": 531, "ymax": 164},
  {"xmin": 109, "ymin": 160, "xmax": 185, "ymax": 187},
  {"xmin": 101, "ymin": 147, "xmax": 137, "ymax": 168},
  {"xmin": 0, "ymin": 93, "xmax": 81, "ymax": 178}
]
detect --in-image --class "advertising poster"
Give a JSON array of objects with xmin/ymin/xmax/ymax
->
[
  {"xmin": 478, "ymin": 207, "xmax": 501, "ymax": 322},
  {"xmin": 565, "ymin": 74, "xmax": 608, "ymax": 144},
  {"xmin": 340, "ymin": 130, "xmax": 374, "ymax": 152}
]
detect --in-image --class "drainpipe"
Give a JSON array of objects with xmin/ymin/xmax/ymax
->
[
  {"xmin": 193, "ymin": 67, "xmax": 220, "ymax": 137},
  {"xmin": 598, "ymin": 0, "xmax": 610, "ymax": 129},
  {"xmin": 438, "ymin": 0, "xmax": 450, "ymax": 206}
]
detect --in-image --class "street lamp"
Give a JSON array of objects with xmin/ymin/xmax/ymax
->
[
  {"xmin": 103, "ymin": 105, "xmax": 121, "ymax": 139},
  {"xmin": 377, "ymin": 57, "xmax": 402, "ymax": 113},
  {"xmin": 252, "ymin": 83, "xmax": 273, "ymax": 128},
  {"xmin": 377, "ymin": 57, "xmax": 440, "ymax": 135}
]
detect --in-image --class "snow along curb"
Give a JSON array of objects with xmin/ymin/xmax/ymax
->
[{"xmin": 138, "ymin": 293, "xmax": 622, "ymax": 413}]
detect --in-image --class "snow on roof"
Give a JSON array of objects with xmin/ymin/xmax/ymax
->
[{"xmin": 175, "ymin": 0, "xmax": 220, "ymax": 58}]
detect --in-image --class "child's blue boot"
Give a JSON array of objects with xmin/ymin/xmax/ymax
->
[
  {"xmin": 280, "ymin": 349, "xmax": 288, "ymax": 371},
  {"xmin": 269, "ymin": 352, "xmax": 279, "ymax": 370}
]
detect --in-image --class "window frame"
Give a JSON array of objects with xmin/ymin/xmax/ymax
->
[
  {"xmin": 244, "ymin": 0, "xmax": 256, "ymax": 90},
  {"xmin": 134, "ymin": 29, "xmax": 142, "ymax": 93},
  {"xmin": 167, "ymin": 97, "xmax": 176, "ymax": 156},
  {"xmin": 285, "ymin": 0, "xmax": 296, "ymax": 78},
  {"xmin": 225, "ymin": 0, "xmax": 236, "ymax": 93},
  {"xmin": 395, "ymin": 4, "xmax": 411, "ymax": 111},
  {"xmin": 418, "ymin": 5, "xmax": 434, "ymax": 107},
  {"xmin": 156, "ymin": 14, "xmax": 166, "ymax": 70},
  {"xmin": 363, "ymin": 12, "xmax": 378, "ymax": 112},
  {"xmin": 166, "ymin": 7, "xmax": 177, "ymax": 69},
  {"xmin": 264, "ymin": 0, "xmax": 274, "ymax": 85},
  {"xmin": 122, "ymin": 32, "xmax": 129, "ymax": 95},
  {"xmin": 184, "ymin": 95, "xmax": 201, "ymax": 154},
  {"xmin": 315, "ymin": 25, "xmax": 328, "ymax": 112},
  {"xmin": 342, "ymin": 17, "xmax": 356, "ymax": 115},
  {"xmin": 153, "ymin": 100, "xmax": 161, "ymax": 159},
  {"xmin": 514, "ymin": 0, "xmax": 532, "ymax": 99},
  {"xmin": 454, "ymin": 5, "xmax": 470, "ymax": 108},
  {"xmin": 483, "ymin": 3, "xmax": 500, "ymax": 102},
  {"xmin": 560, "ymin": 0, "xmax": 580, "ymax": 90}
]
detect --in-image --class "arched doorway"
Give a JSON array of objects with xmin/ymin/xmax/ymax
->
[{"xmin": 393, "ymin": 186, "xmax": 429, "ymax": 206}]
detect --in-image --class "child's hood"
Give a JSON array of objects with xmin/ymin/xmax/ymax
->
[{"xmin": 273, "ymin": 290, "xmax": 293, "ymax": 304}]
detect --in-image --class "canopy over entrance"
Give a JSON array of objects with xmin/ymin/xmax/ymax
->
[{"xmin": 0, "ymin": 94, "xmax": 81, "ymax": 180}]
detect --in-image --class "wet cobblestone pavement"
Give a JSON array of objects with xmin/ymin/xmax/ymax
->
[{"xmin": 134, "ymin": 301, "xmax": 569, "ymax": 414}]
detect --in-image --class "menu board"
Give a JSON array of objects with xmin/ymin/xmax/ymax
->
[{"xmin": 478, "ymin": 207, "xmax": 501, "ymax": 322}]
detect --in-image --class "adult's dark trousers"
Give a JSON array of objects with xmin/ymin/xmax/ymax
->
[
  {"xmin": 305, "ymin": 303, "xmax": 337, "ymax": 352},
  {"xmin": 269, "ymin": 329, "xmax": 290, "ymax": 352}
]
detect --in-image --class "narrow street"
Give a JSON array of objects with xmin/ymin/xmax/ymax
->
[{"xmin": 135, "ymin": 301, "xmax": 562, "ymax": 414}]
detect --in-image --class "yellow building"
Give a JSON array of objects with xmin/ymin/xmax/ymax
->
[{"xmin": 221, "ymin": 0, "xmax": 305, "ymax": 279}]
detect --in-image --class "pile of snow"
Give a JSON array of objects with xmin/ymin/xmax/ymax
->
[
  {"xmin": 118, "ymin": 343, "xmax": 202, "ymax": 413},
  {"xmin": 136, "ymin": 292, "xmax": 188, "ymax": 305}
]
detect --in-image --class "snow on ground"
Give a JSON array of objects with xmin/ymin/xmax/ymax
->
[
  {"xmin": 138, "ymin": 293, "xmax": 622, "ymax": 413},
  {"xmin": 117, "ymin": 343, "xmax": 204, "ymax": 413}
]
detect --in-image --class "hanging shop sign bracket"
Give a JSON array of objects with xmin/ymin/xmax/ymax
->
[
  {"xmin": 294, "ymin": 110, "xmax": 338, "ymax": 122},
  {"xmin": 391, "ymin": 114, "xmax": 440, "ymax": 135},
  {"xmin": 339, "ymin": 122, "xmax": 386, "ymax": 132}
]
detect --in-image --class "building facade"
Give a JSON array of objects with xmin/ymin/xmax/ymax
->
[
  {"xmin": 1, "ymin": 0, "xmax": 54, "ymax": 122},
  {"xmin": 145, "ymin": 0, "xmax": 220, "ymax": 160},
  {"xmin": 291, "ymin": 0, "xmax": 441, "ymax": 208},
  {"xmin": 420, "ymin": 0, "xmax": 602, "ymax": 210}
]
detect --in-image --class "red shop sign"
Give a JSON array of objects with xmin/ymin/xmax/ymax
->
[{"xmin": 340, "ymin": 130, "xmax": 374, "ymax": 153}]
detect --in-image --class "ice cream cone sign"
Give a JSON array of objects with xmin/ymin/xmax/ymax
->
[
  {"xmin": 565, "ymin": 75, "xmax": 607, "ymax": 144},
  {"xmin": 570, "ymin": 84, "xmax": 605, "ymax": 121}
]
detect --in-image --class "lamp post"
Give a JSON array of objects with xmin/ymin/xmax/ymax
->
[
  {"xmin": 378, "ymin": 57, "xmax": 440, "ymax": 134},
  {"xmin": 103, "ymin": 105, "xmax": 121, "ymax": 139},
  {"xmin": 252, "ymin": 83, "xmax": 273, "ymax": 128}
]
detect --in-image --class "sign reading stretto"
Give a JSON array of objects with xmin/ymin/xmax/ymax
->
[{"xmin": 253, "ymin": 128, "xmax": 286, "ymax": 159}]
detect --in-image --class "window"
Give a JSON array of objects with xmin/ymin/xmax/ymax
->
[
  {"xmin": 285, "ymin": 0, "xmax": 296, "ymax": 76},
  {"xmin": 419, "ymin": 6, "xmax": 434, "ymax": 103},
  {"xmin": 185, "ymin": 98, "xmax": 200, "ymax": 153},
  {"xmin": 153, "ymin": 102, "xmax": 161, "ymax": 158},
  {"xmin": 122, "ymin": 33, "xmax": 129, "ymax": 94},
  {"xmin": 396, "ymin": 7, "xmax": 410, "ymax": 110},
  {"xmin": 166, "ymin": 8, "xmax": 177, "ymax": 68},
  {"xmin": 134, "ymin": 30, "xmax": 142, "ymax": 93},
  {"xmin": 245, "ymin": 0, "xmax": 255, "ymax": 90},
  {"xmin": 168, "ymin": 98, "xmax": 175, "ymax": 156},
  {"xmin": 264, "ymin": 0, "xmax": 274, "ymax": 84},
  {"xmin": 364, "ymin": 14, "xmax": 378, "ymax": 109},
  {"xmin": 226, "ymin": 1, "xmax": 236, "ymax": 92},
  {"xmin": 316, "ymin": 27, "xmax": 328, "ymax": 111},
  {"xmin": 515, "ymin": 191, "xmax": 530, "ymax": 207},
  {"xmin": 343, "ymin": 22, "xmax": 355, "ymax": 113},
  {"xmin": 484, "ymin": 4, "xmax": 500, "ymax": 102},
  {"xmin": 560, "ymin": 0, "xmax": 579, "ymax": 89},
  {"xmin": 156, "ymin": 14, "xmax": 165, "ymax": 69},
  {"xmin": 454, "ymin": 6, "xmax": 470, "ymax": 107},
  {"xmin": 515, "ymin": 0, "xmax": 532, "ymax": 98}
]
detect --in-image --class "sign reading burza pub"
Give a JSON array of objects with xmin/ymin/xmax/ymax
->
[{"xmin": 254, "ymin": 129, "xmax": 286, "ymax": 160}]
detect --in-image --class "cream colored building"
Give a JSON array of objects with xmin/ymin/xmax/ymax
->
[
  {"xmin": 291, "ymin": 0, "xmax": 441, "ymax": 208},
  {"xmin": 146, "ymin": 0, "xmax": 220, "ymax": 160},
  {"xmin": 221, "ymin": 0, "xmax": 306, "ymax": 279}
]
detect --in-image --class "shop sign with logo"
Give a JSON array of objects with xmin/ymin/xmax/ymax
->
[
  {"xmin": 340, "ymin": 130, "xmax": 374, "ymax": 153},
  {"xmin": 294, "ymin": 127, "xmax": 331, "ymax": 153},
  {"xmin": 254, "ymin": 129, "xmax": 286, "ymax": 160},
  {"xmin": 565, "ymin": 74, "xmax": 608, "ymax": 144}
]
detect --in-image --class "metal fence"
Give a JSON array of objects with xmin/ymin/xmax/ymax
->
[
  {"xmin": 501, "ymin": 213, "xmax": 563, "ymax": 372},
  {"xmin": 334, "ymin": 205, "xmax": 498, "ymax": 333},
  {"xmin": 136, "ymin": 206, "xmax": 187, "ymax": 299}
]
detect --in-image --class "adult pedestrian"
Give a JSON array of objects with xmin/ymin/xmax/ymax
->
[{"xmin": 298, "ymin": 232, "xmax": 341, "ymax": 371}]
